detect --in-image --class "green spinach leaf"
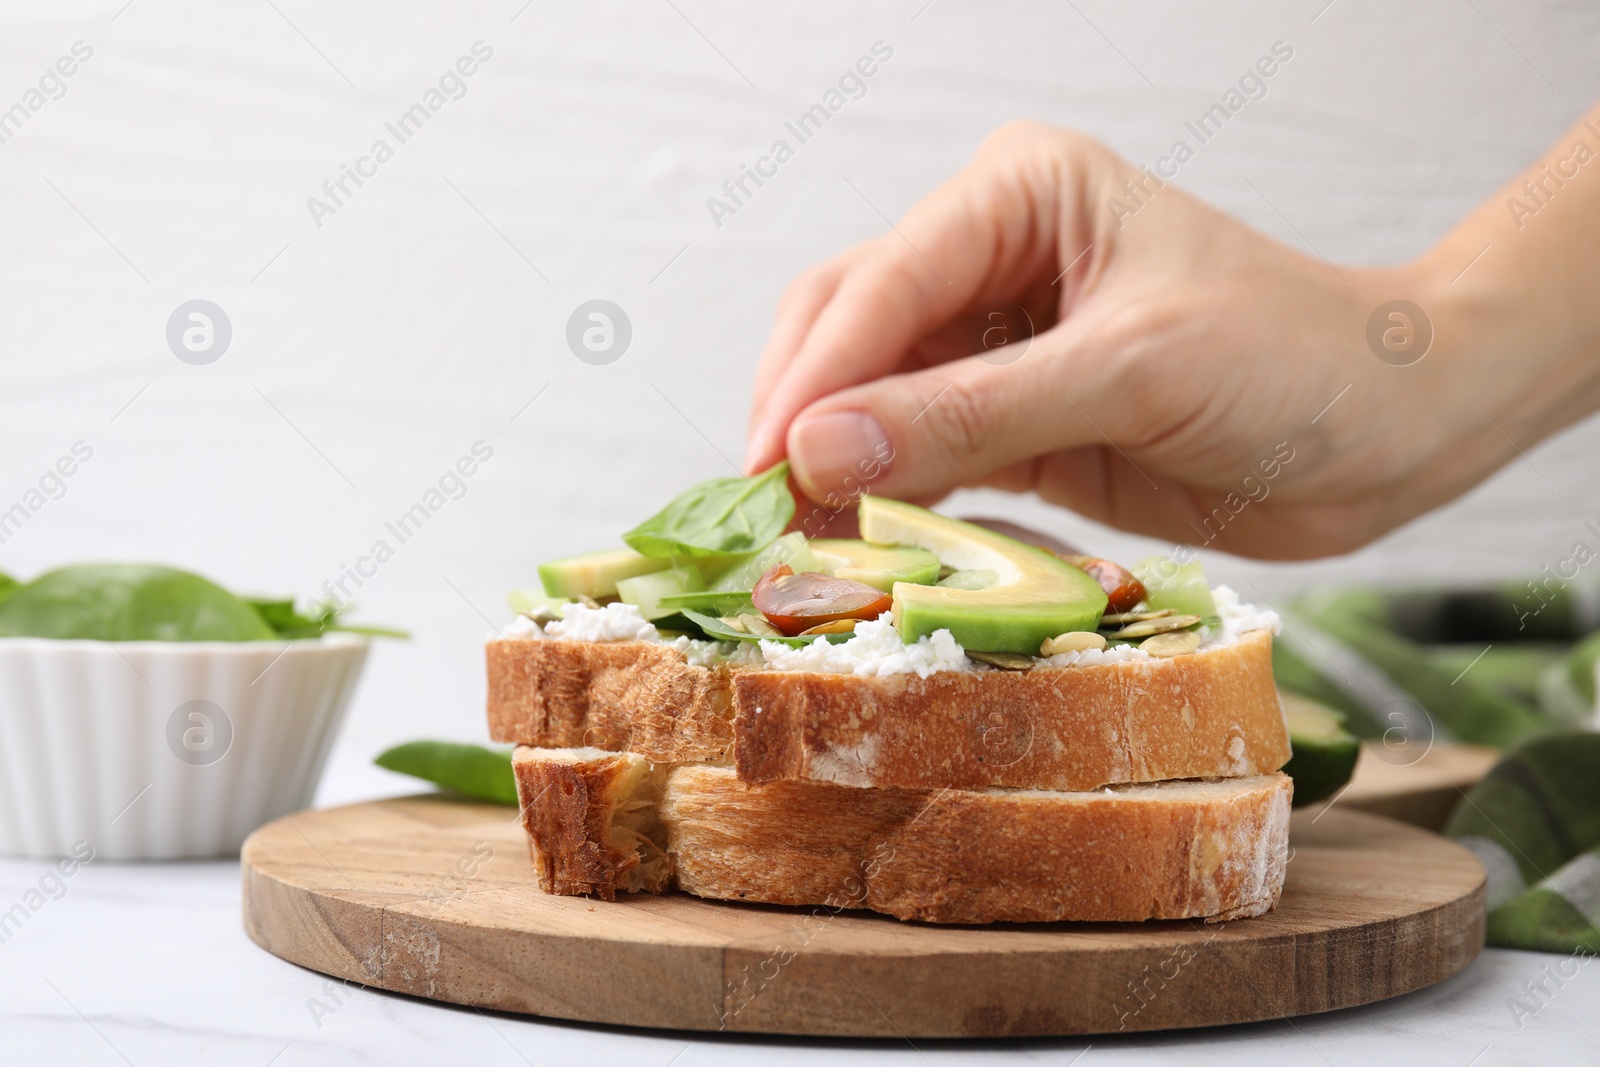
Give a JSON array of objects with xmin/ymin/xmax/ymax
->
[
  {"xmin": 680, "ymin": 608, "xmax": 853, "ymax": 649},
  {"xmin": 244, "ymin": 597, "xmax": 409, "ymax": 640},
  {"xmin": 0, "ymin": 564, "xmax": 277, "ymax": 641},
  {"xmin": 374, "ymin": 740, "xmax": 517, "ymax": 806},
  {"xmin": 658, "ymin": 590, "xmax": 755, "ymax": 614},
  {"xmin": 623, "ymin": 461, "xmax": 794, "ymax": 558},
  {"xmin": 0, "ymin": 564, "xmax": 408, "ymax": 642}
]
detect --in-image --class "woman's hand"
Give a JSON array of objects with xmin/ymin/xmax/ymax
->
[{"xmin": 745, "ymin": 115, "xmax": 1600, "ymax": 559}]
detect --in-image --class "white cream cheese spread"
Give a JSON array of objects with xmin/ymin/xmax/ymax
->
[{"xmin": 504, "ymin": 584, "xmax": 1279, "ymax": 677}]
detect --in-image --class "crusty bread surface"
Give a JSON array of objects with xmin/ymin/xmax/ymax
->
[
  {"xmin": 514, "ymin": 746, "xmax": 673, "ymax": 899},
  {"xmin": 512, "ymin": 746, "xmax": 1293, "ymax": 924},
  {"xmin": 490, "ymin": 629, "xmax": 1288, "ymax": 792},
  {"xmin": 488, "ymin": 639, "xmax": 732, "ymax": 763}
]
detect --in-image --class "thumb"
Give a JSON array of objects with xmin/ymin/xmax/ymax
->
[{"xmin": 785, "ymin": 342, "xmax": 1105, "ymax": 504}]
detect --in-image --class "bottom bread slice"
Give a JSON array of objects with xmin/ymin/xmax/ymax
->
[{"xmin": 513, "ymin": 746, "xmax": 1292, "ymax": 924}]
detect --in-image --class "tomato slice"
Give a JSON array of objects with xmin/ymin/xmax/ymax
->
[
  {"xmin": 1063, "ymin": 556, "xmax": 1147, "ymax": 614},
  {"xmin": 751, "ymin": 564, "xmax": 893, "ymax": 637}
]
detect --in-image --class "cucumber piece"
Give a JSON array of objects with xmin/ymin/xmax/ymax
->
[
  {"xmin": 1279, "ymin": 690, "xmax": 1361, "ymax": 807},
  {"xmin": 617, "ymin": 565, "xmax": 705, "ymax": 621},
  {"xmin": 810, "ymin": 538, "xmax": 941, "ymax": 592},
  {"xmin": 1132, "ymin": 556, "xmax": 1217, "ymax": 618},
  {"xmin": 659, "ymin": 590, "xmax": 756, "ymax": 614},
  {"xmin": 539, "ymin": 548, "xmax": 671, "ymax": 600},
  {"xmin": 858, "ymin": 497, "xmax": 1108, "ymax": 654},
  {"xmin": 705, "ymin": 532, "xmax": 819, "ymax": 592}
]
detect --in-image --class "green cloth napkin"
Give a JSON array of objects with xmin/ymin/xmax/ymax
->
[
  {"xmin": 1273, "ymin": 584, "xmax": 1600, "ymax": 953},
  {"xmin": 1445, "ymin": 732, "xmax": 1600, "ymax": 953}
]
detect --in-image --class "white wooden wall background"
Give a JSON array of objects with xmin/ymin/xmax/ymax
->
[{"xmin": 0, "ymin": 0, "xmax": 1594, "ymax": 801}]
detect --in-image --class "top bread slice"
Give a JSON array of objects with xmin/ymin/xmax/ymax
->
[{"xmin": 488, "ymin": 628, "xmax": 1288, "ymax": 793}]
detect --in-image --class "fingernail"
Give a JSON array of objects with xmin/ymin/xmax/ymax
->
[{"xmin": 789, "ymin": 411, "xmax": 892, "ymax": 498}]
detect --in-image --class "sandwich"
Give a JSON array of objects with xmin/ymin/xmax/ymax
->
[{"xmin": 490, "ymin": 463, "xmax": 1292, "ymax": 924}]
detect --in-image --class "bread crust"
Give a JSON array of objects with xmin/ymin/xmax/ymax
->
[
  {"xmin": 513, "ymin": 747, "xmax": 1292, "ymax": 923},
  {"xmin": 488, "ymin": 639, "xmax": 733, "ymax": 762},
  {"xmin": 513, "ymin": 747, "xmax": 672, "ymax": 900},
  {"xmin": 733, "ymin": 630, "xmax": 1286, "ymax": 790},
  {"xmin": 662, "ymin": 767, "xmax": 1291, "ymax": 924},
  {"xmin": 489, "ymin": 631, "xmax": 1287, "ymax": 791}
]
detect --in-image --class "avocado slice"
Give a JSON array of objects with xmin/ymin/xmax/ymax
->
[
  {"xmin": 857, "ymin": 498, "xmax": 1108, "ymax": 653},
  {"xmin": 809, "ymin": 538, "xmax": 941, "ymax": 592},
  {"xmin": 1279, "ymin": 690, "xmax": 1361, "ymax": 807},
  {"xmin": 539, "ymin": 548, "xmax": 671, "ymax": 599},
  {"xmin": 507, "ymin": 588, "xmax": 570, "ymax": 618}
]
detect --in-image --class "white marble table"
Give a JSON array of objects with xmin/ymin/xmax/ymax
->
[{"xmin": 2, "ymin": 776, "xmax": 1594, "ymax": 1067}]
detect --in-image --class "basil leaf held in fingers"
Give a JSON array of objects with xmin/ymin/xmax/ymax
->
[
  {"xmin": 0, "ymin": 564, "xmax": 276, "ymax": 641},
  {"xmin": 374, "ymin": 740, "xmax": 518, "ymax": 806},
  {"xmin": 623, "ymin": 461, "xmax": 795, "ymax": 558}
]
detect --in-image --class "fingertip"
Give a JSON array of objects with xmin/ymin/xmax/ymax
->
[
  {"xmin": 787, "ymin": 409, "xmax": 893, "ymax": 503},
  {"xmin": 743, "ymin": 421, "xmax": 782, "ymax": 476}
]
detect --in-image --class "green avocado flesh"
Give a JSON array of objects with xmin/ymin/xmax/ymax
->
[
  {"xmin": 539, "ymin": 548, "xmax": 670, "ymax": 599},
  {"xmin": 809, "ymin": 538, "xmax": 941, "ymax": 592},
  {"xmin": 507, "ymin": 589, "xmax": 569, "ymax": 617},
  {"xmin": 1279, "ymin": 691, "xmax": 1361, "ymax": 807},
  {"xmin": 0, "ymin": 564, "xmax": 276, "ymax": 642},
  {"xmin": 857, "ymin": 498, "xmax": 1108, "ymax": 654}
]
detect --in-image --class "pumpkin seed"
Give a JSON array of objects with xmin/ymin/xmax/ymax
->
[
  {"xmin": 967, "ymin": 651, "xmax": 1036, "ymax": 671},
  {"xmin": 1040, "ymin": 631, "xmax": 1108, "ymax": 656},
  {"xmin": 1140, "ymin": 630, "xmax": 1202, "ymax": 657},
  {"xmin": 721, "ymin": 613, "xmax": 786, "ymax": 638},
  {"xmin": 1108, "ymin": 614, "xmax": 1203, "ymax": 639},
  {"xmin": 1099, "ymin": 607, "xmax": 1173, "ymax": 626},
  {"xmin": 799, "ymin": 619, "xmax": 858, "ymax": 636}
]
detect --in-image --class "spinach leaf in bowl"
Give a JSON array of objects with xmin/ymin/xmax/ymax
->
[
  {"xmin": 0, "ymin": 564, "xmax": 276, "ymax": 642},
  {"xmin": 244, "ymin": 597, "xmax": 408, "ymax": 640}
]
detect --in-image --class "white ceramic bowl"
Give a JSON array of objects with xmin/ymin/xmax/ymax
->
[{"xmin": 0, "ymin": 634, "xmax": 369, "ymax": 860}]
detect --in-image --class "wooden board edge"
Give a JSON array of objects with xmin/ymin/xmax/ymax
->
[{"xmin": 239, "ymin": 802, "xmax": 1490, "ymax": 1038}]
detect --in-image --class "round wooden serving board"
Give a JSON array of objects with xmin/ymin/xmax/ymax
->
[{"xmin": 242, "ymin": 796, "xmax": 1486, "ymax": 1038}]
